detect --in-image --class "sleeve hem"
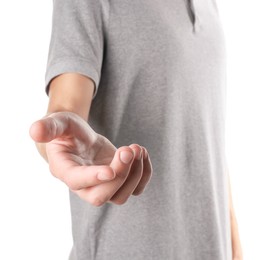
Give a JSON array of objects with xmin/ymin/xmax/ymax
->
[{"xmin": 45, "ymin": 58, "xmax": 100, "ymax": 100}]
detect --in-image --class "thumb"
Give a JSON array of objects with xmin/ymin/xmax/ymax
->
[{"xmin": 29, "ymin": 112, "xmax": 69, "ymax": 143}]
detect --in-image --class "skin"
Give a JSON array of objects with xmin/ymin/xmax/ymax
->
[
  {"xmin": 29, "ymin": 72, "xmax": 243, "ymax": 258},
  {"xmin": 227, "ymin": 168, "xmax": 244, "ymax": 260},
  {"xmin": 29, "ymin": 73, "xmax": 153, "ymax": 206}
]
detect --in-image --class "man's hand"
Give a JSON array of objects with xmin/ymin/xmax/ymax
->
[{"xmin": 29, "ymin": 111, "xmax": 153, "ymax": 206}]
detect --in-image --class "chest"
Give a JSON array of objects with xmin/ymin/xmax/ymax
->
[{"xmin": 106, "ymin": 0, "xmax": 225, "ymax": 71}]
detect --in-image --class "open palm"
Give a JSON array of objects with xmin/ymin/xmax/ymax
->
[{"xmin": 30, "ymin": 111, "xmax": 153, "ymax": 206}]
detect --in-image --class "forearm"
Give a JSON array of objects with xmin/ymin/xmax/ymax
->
[
  {"xmin": 33, "ymin": 72, "xmax": 95, "ymax": 163},
  {"xmin": 46, "ymin": 73, "xmax": 95, "ymax": 121}
]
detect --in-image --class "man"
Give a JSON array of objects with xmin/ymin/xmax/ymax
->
[{"xmin": 30, "ymin": 0, "xmax": 243, "ymax": 259}]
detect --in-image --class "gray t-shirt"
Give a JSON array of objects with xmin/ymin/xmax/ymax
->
[{"xmin": 45, "ymin": 0, "xmax": 232, "ymax": 259}]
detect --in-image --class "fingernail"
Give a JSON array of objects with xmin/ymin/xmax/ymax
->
[
  {"xmin": 98, "ymin": 171, "xmax": 114, "ymax": 181},
  {"xmin": 120, "ymin": 151, "xmax": 134, "ymax": 164}
]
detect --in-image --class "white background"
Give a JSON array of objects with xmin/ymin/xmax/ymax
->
[{"xmin": 0, "ymin": 0, "xmax": 270, "ymax": 259}]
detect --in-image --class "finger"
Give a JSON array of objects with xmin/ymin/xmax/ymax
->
[
  {"xmin": 46, "ymin": 144, "xmax": 118, "ymax": 190},
  {"xmin": 110, "ymin": 145, "xmax": 143, "ymax": 204},
  {"xmin": 75, "ymin": 146, "xmax": 135, "ymax": 206},
  {"xmin": 29, "ymin": 111, "xmax": 95, "ymax": 143},
  {"xmin": 132, "ymin": 146, "xmax": 153, "ymax": 195},
  {"xmin": 56, "ymin": 164, "xmax": 117, "ymax": 191},
  {"xmin": 29, "ymin": 114, "xmax": 67, "ymax": 143},
  {"xmin": 110, "ymin": 146, "xmax": 136, "ymax": 179}
]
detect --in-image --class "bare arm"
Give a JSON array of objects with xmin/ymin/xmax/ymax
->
[
  {"xmin": 30, "ymin": 73, "xmax": 153, "ymax": 205},
  {"xmin": 35, "ymin": 73, "xmax": 95, "ymax": 162}
]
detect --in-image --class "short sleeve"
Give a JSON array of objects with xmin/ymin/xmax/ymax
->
[{"xmin": 45, "ymin": 0, "xmax": 107, "ymax": 100}]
